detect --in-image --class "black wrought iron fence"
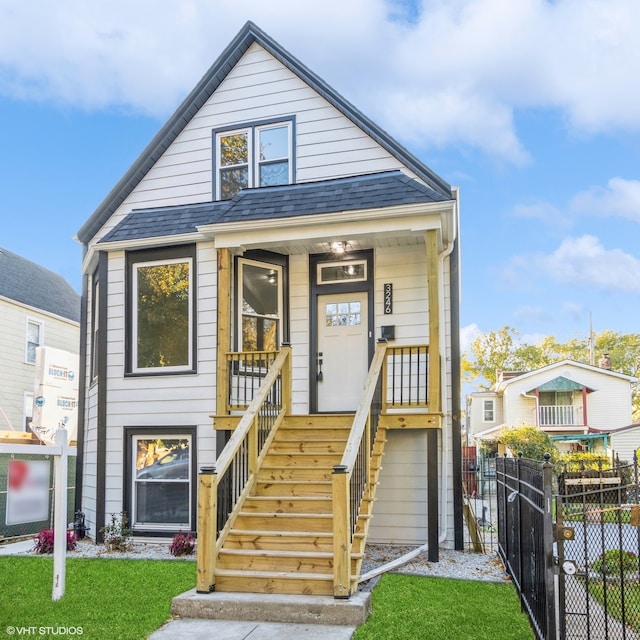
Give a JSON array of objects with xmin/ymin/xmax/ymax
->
[
  {"xmin": 496, "ymin": 454, "xmax": 556, "ymax": 640},
  {"xmin": 495, "ymin": 451, "xmax": 640, "ymax": 640}
]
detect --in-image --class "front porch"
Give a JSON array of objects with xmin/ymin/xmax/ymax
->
[{"xmin": 196, "ymin": 341, "xmax": 443, "ymax": 598}]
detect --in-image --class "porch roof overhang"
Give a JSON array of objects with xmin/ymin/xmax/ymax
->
[
  {"xmin": 527, "ymin": 375, "xmax": 596, "ymax": 394},
  {"xmin": 88, "ymin": 170, "xmax": 457, "ymax": 269}
]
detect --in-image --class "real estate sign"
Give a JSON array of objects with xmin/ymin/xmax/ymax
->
[{"xmin": 6, "ymin": 459, "xmax": 51, "ymax": 525}]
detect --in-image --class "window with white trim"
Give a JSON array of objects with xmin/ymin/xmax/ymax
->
[
  {"xmin": 215, "ymin": 120, "xmax": 293, "ymax": 200},
  {"xmin": 483, "ymin": 399, "xmax": 495, "ymax": 422},
  {"xmin": 128, "ymin": 247, "xmax": 195, "ymax": 374},
  {"xmin": 25, "ymin": 318, "xmax": 43, "ymax": 364},
  {"xmin": 131, "ymin": 434, "xmax": 192, "ymax": 531}
]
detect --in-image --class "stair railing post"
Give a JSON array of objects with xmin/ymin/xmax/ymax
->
[
  {"xmin": 281, "ymin": 344, "xmax": 292, "ymax": 414},
  {"xmin": 248, "ymin": 415, "xmax": 258, "ymax": 477},
  {"xmin": 332, "ymin": 464, "xmax": 351, "ymax": 598},
  {"xmin": 196, "ymin": 466, "xmax": 217, "ymax": 593}
]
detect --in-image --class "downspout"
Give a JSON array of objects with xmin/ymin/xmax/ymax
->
[
  {"xmin": 438, "ymin": 188, "xmax": 459, "ymax": 545},
  {"xmin": 582, "ymin": 387, "xmax": 588, "ymax": 426}
]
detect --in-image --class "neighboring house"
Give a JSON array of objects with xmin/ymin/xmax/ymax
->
[
  {"xmin": 75, "ymin": 22, "xmax": 462, "ymax": 597},
  {"xmin": 467, "ymin": 359, "xmax": 637, "ymax": 454},
  {"xmin": 0, "ymin": 248, "xmax": 80, "ymax": 438},
  {"xmin": 590, "ymin": 423, "xmax": 640, "ymax": 464}
]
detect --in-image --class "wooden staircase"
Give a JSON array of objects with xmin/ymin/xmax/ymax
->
[{"xmin": 213, "ymin": 414, "xmax": 385, "ymax": 596}]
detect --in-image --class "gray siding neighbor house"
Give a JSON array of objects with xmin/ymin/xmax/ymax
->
[{"xmin": 0, "ymin": 247, "xmax": 80, "ymax": 437}]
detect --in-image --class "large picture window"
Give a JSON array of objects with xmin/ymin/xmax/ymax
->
[
  {"xmin": 127, "ymin": 247, "xmax": 196, "ymax": 374},
  {"xmin": 215, "ymin": 119, "xmax": 293, "ymax": 200},
  {"xmin": 125, "ymin": 427, "xmax": 196, "ymax": 533}
]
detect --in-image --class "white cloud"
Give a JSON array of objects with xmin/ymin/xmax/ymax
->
[
  {"xmin": 570, "ymin": 178, "xmax": 640, "ymax": 222},
  {"xmin": 539, "ymin": 235, "xmax": 640, "ymax": 293},
  {"xmin": 1, "ymin": 0, "xmax": 640, "ymax": 160},
  {"xmin": 460, "ymin": 323, "xmax": 482, "ymax": 352}
]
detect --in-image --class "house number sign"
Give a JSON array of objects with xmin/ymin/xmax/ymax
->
[{"xmin": 384, "ymin": 283, "xmax": 393, "ymax": 314}]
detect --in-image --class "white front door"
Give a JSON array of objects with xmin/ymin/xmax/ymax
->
[{"xmin": 317, "ymin": 292, "xmax": 369, "ymax": 412}]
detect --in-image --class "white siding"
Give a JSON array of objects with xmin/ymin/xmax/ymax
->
[
  {"xmin": 88, "ymin": 42, "xmax": 414, "ymax": 248},
  {"xmin": 0, "ymin": 297, "xmax": 79, "ymax": 431},
  {"xmin": 611, "ymin": 429, "xmax": 640, "ymax": 464},
  {"xmin": 288, "ymin": 254, "xmax": 310, "ymax": 414},
  {"xmin": 502, "ymin": 364, "xmax": 634, "ymax": 430}
]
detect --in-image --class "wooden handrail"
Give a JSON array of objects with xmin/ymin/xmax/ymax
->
[
  {"xmin": 197, "ymin": 345, "xmax": 291, "ymax": 593},
  {"xmin": 339, "ymin": 343, "xmax": 387, "ymax": 471},
  {"xmin": 214, "ymin": 347, "xmax": 290, "ymax": 479}
]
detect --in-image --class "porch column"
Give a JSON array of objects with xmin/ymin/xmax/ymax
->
[
  {"xmin": 216, "ymin": 248, "xmax": 231, "ymax": 416},
  {"xmin": 426, "ymin": 230, "xmax": 441, "ymax": 413}
]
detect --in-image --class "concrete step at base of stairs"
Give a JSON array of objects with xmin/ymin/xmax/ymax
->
[{"xmin": 171, "ymin": 589, "xmax": 371, "ymax": 626}]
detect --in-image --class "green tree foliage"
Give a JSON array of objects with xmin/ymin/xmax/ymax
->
[
  {"xmin": 498, "ymin": 425, "xmax": 559, "ymax": 462},
  {"xmin": 463, "ymin": 327, "xmax": 640, "ymax": 420},
  {"xmin": 137, "ymin": 262, "xmax": 190, "ymax": 368}
]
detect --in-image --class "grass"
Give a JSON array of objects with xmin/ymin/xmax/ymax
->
[
  {"xmin": 0, "ymin": 556, "xmax": 194, "ymax": 640},
  {"xmin": 0, "ymin": 556, "xmax": 534, "ymax": 640},
  {"xmin": 585, "ymin": 579, "xmax": 640, "ymax": 632},
  {"xmin": 354, "ymin": 573, "xmax": 534, "ymax": 640}
]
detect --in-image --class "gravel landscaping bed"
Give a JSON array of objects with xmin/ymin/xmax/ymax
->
[{"xmin": 6, "ymin": 538, "xmax": 510, "ymax": 583}]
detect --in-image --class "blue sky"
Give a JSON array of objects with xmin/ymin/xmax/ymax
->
[{"xmin": 1, "ymin": 0, "xmax": 639, "ymax": 353}]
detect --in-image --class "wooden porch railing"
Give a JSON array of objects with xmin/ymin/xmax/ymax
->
[
  {"xmin": 332, "ymin": 342, "xmax": 432, "ymax": 597},
  {"xmin": 196, "ymin": 345, "xmax": 292, "ymax": 593},
  {"xmin": 332, "ymin": 341, "xmax": 387, "ymax": 598}
]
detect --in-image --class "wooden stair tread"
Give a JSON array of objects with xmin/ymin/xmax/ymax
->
[
  {"xmin": 229, "ymin": 528, "xmax": 332, "ymax": 537},
  {"xmin": 238, "ymin": 511, "xmax": 332, "ymax": 518},
  {"xmin": 215, "ymin": 568, "xmax": 333, "ymax": 581},
  {"xmin": 220, "ymin": 548, "xmax": 332, "ymax": 558}
]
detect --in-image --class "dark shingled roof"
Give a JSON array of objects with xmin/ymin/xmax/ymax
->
[
  {"xmin": 218, "ymin": 171, "xmax": 449, "ymax": 224},
  {"xmin": 100, "ymin": 171, "xmax": 450, "ymax": 244},
  {"xmin": 100, "ymin": 201, "xmax": 227, "ymax": 244},
  {"xmin": 0, "ymin": 248, "xmax": 80, "ymax": 322},
  {"xmin": 77, "ymin": 21, "xmax": 452, "ymax": 245}
]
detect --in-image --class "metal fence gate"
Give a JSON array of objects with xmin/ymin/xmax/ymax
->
[{"xmin": 497, "ymin": 453, "xmax": 640, "ymax": 640}]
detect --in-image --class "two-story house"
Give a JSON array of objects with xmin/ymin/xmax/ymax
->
[
  {"xmin": 467, "ymin": 359, "xmax": 637, "ymax": 454},
  {"xmin": 75, "ymin": 22, "xmax": 462, "ymax": 598},
  {"xmin": 0, "ymin": 248, "xmax": 80, "ymax": 441}
]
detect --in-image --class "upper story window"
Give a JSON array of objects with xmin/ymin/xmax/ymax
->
[
  {"xmin": 215, "ymin": 119, "xmax": 294, "ymax": 200},
  {"xmin": 482, "ymin": 399, "xmax": 495, "ymax": 422},
  {"xmin": 25, "ymin": 318, "xmax": 43, "ymax": 364},
  {"xmin": 127, "ymin": 246, "xmax": 196, "ymax": 375}
]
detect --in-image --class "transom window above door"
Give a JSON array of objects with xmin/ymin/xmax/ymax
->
[{"xmin": 215, "ymin": 118, "xmax": 294, "ymax": 200}]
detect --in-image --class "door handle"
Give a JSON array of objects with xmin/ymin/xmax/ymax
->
[{"xmin": 316, "ymin": 352, "xmax": 323, "ymax": 382}]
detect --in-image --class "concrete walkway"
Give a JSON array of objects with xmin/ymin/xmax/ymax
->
[{"xmin": 148, "ymin": 618, "xmax": 356, "ymax": 639}]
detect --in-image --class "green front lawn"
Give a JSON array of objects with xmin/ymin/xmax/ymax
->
[
  {"xmin": 0, "ymin": 556, "xmax": 534, "ymax": 640},
  {"xmin": 354, "ymin": 573, "xmax": 534, "ymax": 640},
  {"xmin": 0, "ymin": 557, "xmax": 194, "ymax": 640}
]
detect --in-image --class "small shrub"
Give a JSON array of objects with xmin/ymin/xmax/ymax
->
[
  {"xmin": 170, "ymin": 531, "xmax": 195, "ymax": 557},
  {"xmin": 592, "ymin": 549, "xmax": 638, "ymax": 575},
  {"xmin": 33, "ymin": 529, "xmax": 77, "ymax": 554},
  {"xmin": 100, "ymin": 512, "xmax": 132, "ymax": 552}
]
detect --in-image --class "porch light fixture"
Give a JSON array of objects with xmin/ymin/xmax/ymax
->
[{"xmin": 330, "ymin": 241, "xmax": 348, "ymax": 254}]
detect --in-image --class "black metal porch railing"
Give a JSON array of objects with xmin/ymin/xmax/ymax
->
[
  {"xmin": 227, "ymin": 350, "xmax": 278, "ymax": 410},
  {"xmin": 384, "ymin": 345, "xmax": 428, "ymax": 408},
  {"xmin": 216, "ymin": 362, "xmax": 283, "ymax": 535}
]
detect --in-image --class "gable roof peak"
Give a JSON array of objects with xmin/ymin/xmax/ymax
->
[{"xmin": 77, "ymin": 22, "xmax": 452, "ymax": 245}]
